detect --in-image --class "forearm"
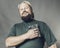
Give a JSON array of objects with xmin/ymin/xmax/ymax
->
[
  {"xmin": 48, "ymin": 43, "xmax": 57, "ymax": 48},
  {"xmin": 5, "ymin": 33, "xmax": 28, "ymax": 47}
]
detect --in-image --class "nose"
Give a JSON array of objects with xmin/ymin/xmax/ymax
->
[
  {"xmin": 23, "ymin": 8, "xmax": 26, "ymax": 12},
  {"xmin": 22, "ymin": 8, "xmax": 27, "ymax": 15}
]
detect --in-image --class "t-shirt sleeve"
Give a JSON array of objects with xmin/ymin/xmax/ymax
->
[
  {"xmin": 42, "ymin": 23, "xmax": 57, "ymax": 47},
  {"xmin": 7, "ymin": 24, "xmax": 16, "ymax": 37}
]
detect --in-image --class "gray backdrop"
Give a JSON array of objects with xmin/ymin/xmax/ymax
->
[{"xmin": 0, "ymin": 0, "xmax": 60, "ymax": 48}]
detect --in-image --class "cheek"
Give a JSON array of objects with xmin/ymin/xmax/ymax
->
[
  {"xmin": 19, "ymin": 10, "xmax": 23, "ymax": 15},
  {"xmin": 28, "ymin": 8, "xmax": 32, "ymax": 14},
  {"xmin": 26, "ymin": 9, "xmax": 31, "ymax": 14}
]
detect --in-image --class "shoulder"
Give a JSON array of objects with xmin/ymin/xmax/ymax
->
[
  {"xmin": 13, "ymin": 22, "xmax": 23, "ymax": 27},
  {"xmin": 35, "ymin": 20, "xmax": 46, "ymax": 25},
  {"xmin": 34, "ymin": 20, "xmax": 49, "ymax": 28}
]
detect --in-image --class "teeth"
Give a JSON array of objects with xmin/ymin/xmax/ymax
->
[{"xmin": 23, "ymin": 12, "xmax": 28, "ymax": 16}]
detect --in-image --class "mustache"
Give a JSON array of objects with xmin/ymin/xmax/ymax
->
[{"xmin": 22, "ymin": 11, "xmax": 29, "ymax": 15}]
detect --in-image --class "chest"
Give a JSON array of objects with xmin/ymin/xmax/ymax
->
[{"xmin": 16, "ymin": 22, "xmax": 39, "ymax": 35}]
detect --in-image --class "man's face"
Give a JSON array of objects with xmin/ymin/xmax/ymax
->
[{"xmin": 18, "ymin": 3, "xmax": 32, "ymax": 17}]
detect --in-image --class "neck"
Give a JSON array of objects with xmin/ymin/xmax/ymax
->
[{"xmin": 23, "ymin": 18, "xmax": 34, "ymax": 23}]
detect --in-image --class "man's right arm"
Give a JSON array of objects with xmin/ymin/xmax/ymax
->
[
  {"xmin": 5, "ymin": 28, "xmax": 40, "ymax": 47},
  {"xmin": 5, "ymin": 33, "xmax": 28, "ymax": 47}
]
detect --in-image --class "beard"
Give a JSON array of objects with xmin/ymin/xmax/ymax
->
[{"xmin": 21, "ymin": 13, "xmax": 34, "ymax": 22}]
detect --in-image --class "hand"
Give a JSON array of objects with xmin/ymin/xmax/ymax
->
[{"xmin": 26, "ymin": 28, "xmax": 41, "ymax": 39}]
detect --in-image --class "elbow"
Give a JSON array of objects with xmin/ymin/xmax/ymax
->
[
  {"xmin": 5, "ymin": 38, "xmax": 12, "ymax": 47},
  {"xmin": 5, "ymin": 38, "xmax": 15, "ymax": 47},
  {"xmin": 48, "ymin": 43, "xmax": 57, "ymax": 48},
  {"xmin": 5, "ymin": 38, "xmax": 10, "ymax": 47}
]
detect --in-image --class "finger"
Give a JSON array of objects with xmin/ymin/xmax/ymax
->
[
  {"xmin": 34, "ymin": 31, "xmax": 39, "ymax": 33},
  {"xmin": 33, "ymin": 28, "xmax": 39, "ymax": 31},
  {"xmin": 35, "ymin": 32, "xmax": 39, "ymax": 35}
]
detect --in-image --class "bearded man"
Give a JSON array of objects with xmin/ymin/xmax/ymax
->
[{"xmin": 5, "ymin": 1, "xmax": 57, "ymax": 48}]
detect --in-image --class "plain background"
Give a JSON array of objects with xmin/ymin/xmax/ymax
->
[{"xmin": 0, "ymin": 0, "xmax": 60, "ymax": 48}]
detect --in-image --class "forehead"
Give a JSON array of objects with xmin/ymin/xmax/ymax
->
[{"xmin": 19, "ymin": 3, "xmax": 29, "ymax": 9}]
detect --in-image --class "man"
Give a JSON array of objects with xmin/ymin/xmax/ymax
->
[{"xmin": 5, "ymin": 1, "xmax": 57, "ymax": 48}]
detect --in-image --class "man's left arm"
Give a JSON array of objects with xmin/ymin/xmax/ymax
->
[
  {"xmin": 41, "ymin": 22, "xmax": 57, "ymax": 48},
  {"xmin": 48, "ymin": 43, "xmax": 57, "ymax": 48}
]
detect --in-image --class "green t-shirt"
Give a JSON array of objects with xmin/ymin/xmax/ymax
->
[{"xmin": 8, "ymin": 20, "xmax": 57, "ymax": 48}]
